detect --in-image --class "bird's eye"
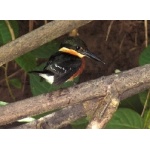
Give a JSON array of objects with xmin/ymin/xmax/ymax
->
[{"xmin": 76, "ymin": 46, "xmax": 80, "ymax": 50}]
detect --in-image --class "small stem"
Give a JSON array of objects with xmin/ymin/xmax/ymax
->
[
  {"xmin": 22, "ymin": 72, "xmax": 27, "ymax": 93},
  {"xmin": 5, "ymin": 20, "xmax": 15, "ymax": 40},
  {"xmin": 144, "ymin": 20, "xmax": 148, "ymax": 47},
  {"xmin": 29, "ymin": 21, "xmax": 34, "ymax": 32},
  {"xmin": 0, "ymin": 69, "xmax": 23, "ymax": 84},
  {"xmin": 106, "ymin": 20, "xmax": 114, "ymax": 41},
  {"xmin": 4, "ymin": 63, "xmax": 16, "ymax": 101},
  {"xmin": 141, "ymin": 90, "xmax": 150, "ymax": 117}
]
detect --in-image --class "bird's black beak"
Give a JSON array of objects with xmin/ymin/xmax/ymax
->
[{"xmin": 82, "ymin": 50, "xmax": 105, "ymax": 64}]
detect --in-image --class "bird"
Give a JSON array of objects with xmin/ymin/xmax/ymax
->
[{"xmin": 29, "ymin": 36, "xmax": 105, "ymax": 85}]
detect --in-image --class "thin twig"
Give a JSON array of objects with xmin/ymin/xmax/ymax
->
[
  {"xmin": 106, "ymin": 21, "xmax": 114, "ymax": 41},
  {"xmin": 22, "ymin": 72, "xmax": 27, "ymax": 93},
  {"xmin": 0, "ymin": 69, "xmax": 23, "ymax": 84},
  {"xmin": 5, "ymin": 20, "xmax": 15, "ymax": 40},
  {"xmin": 141, "ymin": 90, "xmax": 150, "ymax": 117},
  {"xmin": 119, "ymin": 34, "xmax": 126, "ymax": 53},
  {"xmin": 144, "ymin": 20, "xmax": 148, "ymax": 47},
  {"xmin": 135, "ymin": 32, "xmax": 138, "ymax": 47},
  {"xmin": 4, "ymin": 63, "xmax": 16, "ymax": 101},
  {"xmin": 29, "ymin": 21, "xmax": 34, "ymax": 32}
]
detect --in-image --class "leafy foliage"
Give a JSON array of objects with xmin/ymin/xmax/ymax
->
[
  {"xmin": 143, "ymin": 110, "xmax": 150, "ymax": 128},
  {"xmin": 105, "ymin": 108, "xmax": 144, "ymax": 129},
  {"xmin": 0, "ymin": 21, "xmax": 19, "ymax": 45},
  {"xmin": 15, "ymin": 52, "xmax": 37, "ymax": 72},
  {"xmin": 30, "ymin": 41, "xmax": 60, "ymax": 58},
  {"xmin": 119, "ymin": 95, "xmax": 143, "ymax": 114},
  {"xmin": 71, "ymin": 117, "xmax": 89, "ymax": 129},
  {"xmin": 139, "ymin": 90, "xmax": 150, "ymax": 108},
  {"xmin": 139, "ymin": 45, "xmax": 150, "ymax": 65}
]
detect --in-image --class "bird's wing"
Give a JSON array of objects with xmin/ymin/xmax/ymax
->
[
  {"xmin": 44, "ymin": 53, "xmax": 82, "ymax": 85},
  {"xmin": 53, "ymin": 66, "xmax": 79, "ymax": 85}
]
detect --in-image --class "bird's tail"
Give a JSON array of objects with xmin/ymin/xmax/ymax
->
[
  {"xmin": 28, "ymin": 70, "xmax": 54, "ymax": 84},
  {"xmin": 28, "ymin": 70, "xmax": 52, "ymax": 74},
  {"xmin": 28, "ymin": 71, "xmax": 46, "ymax": 82},
  {"xmin": 29, "ymin": 70, "xmax": 44, "ymax": 74}
]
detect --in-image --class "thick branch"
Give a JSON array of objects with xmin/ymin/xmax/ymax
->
[
  {"xmin": 0, "ymin": 64, "xmax": 150, "ymax": 126},
  {"xmin": 14, "ymin": 99, "xmax": 99, "ymax": 129},
  {"xmin": 14, "ymin": 103, "xmax": 86, "ymax": 129},
  {"xmin": 0, "ymin": 20, "xmax": 92, "ymax": 67}
]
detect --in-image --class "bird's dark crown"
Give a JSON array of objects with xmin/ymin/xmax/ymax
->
[{"xmin": 60, "ymin": 37, "xmax": 88, "ymax": 52}]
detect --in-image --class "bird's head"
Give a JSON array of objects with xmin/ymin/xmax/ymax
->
[{"xmin": 59, "ymin": 37, "xmax": 105, "ymax": 64}]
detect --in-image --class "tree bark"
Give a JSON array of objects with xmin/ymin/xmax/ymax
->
[
  {"xmin": 0, "ymin": 64, "xmax": 150, "ymax": 126},
  {"xmin": 13, "ymin": 103, "xmax": 87, "ymax": 129},
  {"xmin": 0, "ymin": 20, "xmax": 92, "ymax": 67}
]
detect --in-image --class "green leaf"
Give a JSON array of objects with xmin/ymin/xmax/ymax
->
[
  {"xmin": 143, "ymin": 110, "xmax": 150, "ymax": 129},
  {"xmin": 139, "ymin": 45, "xmax": 150, "ymax": 65},
  {"xmin": 15, "ymin": 52, "xmax": 37, "ymax": 72},
  {"xmin": 0, "ymin": 101, "xmax": 8, "ymax": 106},
  {"xmin": 0, "ymin": 20, "xmax": 19, "ymax": 46},
  {"xmin": 30, "ymin": 41, "xmax": 59, "ymax": 58},
  {"xmin": 0, "ymin": 21, "xmax": 12, "ymax": 45},
  {"xmin": 139, "ymin": 90, "xmax": 150, "ymax": 107},
  {"xmin": 29, "ymin": 63, "xmax": 78, "ymax": 96},
  {"xmin": 119, "ymin": 94, "xmax": 143, "ymax": 114},
  {"xmin": 71, "ymin": 117, "xmax": 89, "ymax": 129},
  {"xmin": 9, "ymin": 78, "xmax": 22, "ymax": 89},
  {"xmin": 105, "ymin": 108, "xmax": 144, "ymax": 129}
]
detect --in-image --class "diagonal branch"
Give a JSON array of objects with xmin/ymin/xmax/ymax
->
[
  {"xmin": 0, "ymin": 20, "xmax": 92, "ymax": 67},
  {"xmin": 87, "ymin": 85, "xmax": 120, "ymax": 129},
  {"xmin": 13, "ymin": 99, "xmax": 99, "ymax": 129},
  {"xmin": 0, "ymin": 64, "xmax": 150, "ymax": 126},
  {"xmin": 13, "ymin": 103, "xmax": 87, "ymax": 129}
]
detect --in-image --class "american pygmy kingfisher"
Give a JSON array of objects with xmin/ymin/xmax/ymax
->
[{"xmin": 29, "ymin": 37, "xmax": 105, "ymax": 85}]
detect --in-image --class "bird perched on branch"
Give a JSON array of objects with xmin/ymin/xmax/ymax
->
[{"xmin": 29, "ymin": 37, "xmax": 105, "ymax": 85}]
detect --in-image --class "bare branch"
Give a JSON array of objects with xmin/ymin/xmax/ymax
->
[
  {"xmin": 0, "ymin": 20, "xmax": 92, "ymax": 67},
  {"xmin": 13, "ymin": 103, "xmax": 86, "ymax": 129},
  {"xmin": 0, "ymin": 64, "xmax": 150, "ymax": 126},
  {"xmin": 14, "ymin": 99, "xmax": 99, "ymax": 129},
  {"xmin": 87, "ymin": 85, "xmax": 120, "ymax": 129}
]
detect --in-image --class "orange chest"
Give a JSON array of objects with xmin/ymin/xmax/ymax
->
[{"xmin": 68, "ymin": 58, "xmax": 85, "ymax": 81}]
